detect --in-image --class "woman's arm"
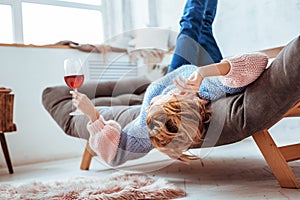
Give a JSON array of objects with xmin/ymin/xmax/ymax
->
[
  {"xmin": 74, "ymin": 92, "xmax": 122, "ymax": 164},
  {"xmin": 72, "ymin": 91, "xmax": 100, "ymax": 122},
  {"xmin": 74, "ymin": 92, "xmax": 153, "ymax": 166},
  {"xmin": 219, "ymin": 53, "xmax": 268, "ymax": 88},
  {"xmin": 198, "ymin": 61, "xmax": 231, "ymax": 77},
  {"xmin": 174, "ymin": 61, "xmax": 230, "ymax": 93},
  {"xmin": 174, "ymin": 53, "xmax": 268, "ymax": 93}
]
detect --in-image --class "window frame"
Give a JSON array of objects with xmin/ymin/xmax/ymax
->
[
  {"xmin": 0, "ymin": 0, "xmax": 105, "ymax": 44},
  {"xmin": 0, "ymin": 0, "xmax": 157, "ymax": 45}
]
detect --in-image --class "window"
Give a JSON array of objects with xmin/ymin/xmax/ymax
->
[
  {"xmin": 130, "ymin": 0, "xmax": 149, "ymax": 28},
  {"xmin": 22, "ymin": 3, "xmax": 103, "ymax": 44},
  {"xmin": 0, "ymin": 0, "xmax": 184, "ymax": 46},
  {"xmin": 0, "ymin": 4, "xmax": 13, "ymax": 43},
  {"xmin": 0, "ymin": 0, "xmax": 104, "ymax": 44}
]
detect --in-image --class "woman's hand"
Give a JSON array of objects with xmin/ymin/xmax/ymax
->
[
  {"xmin": 174, "ymin": 62, "xmax": 231, "ymax": 93},
  {"xmin": 174, "ymin": 70, "xmax": 204, "ymax": 93},
  {"xmin": 71, "ymin": 91, "xmax": 99, "ymax": 122}
]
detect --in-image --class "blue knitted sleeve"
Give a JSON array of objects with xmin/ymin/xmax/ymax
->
[{"xmin": 198, "ymin": 77, "xmax": 246, "ymax": 101}]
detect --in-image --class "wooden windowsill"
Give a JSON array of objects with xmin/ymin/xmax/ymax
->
[
  {"xmin": 0, "ymin": 43, "xmax": 285, "ymax": 58},
  {"xmin": 0, "ymin": 43, "xmax": 70, "ymax": 49}
]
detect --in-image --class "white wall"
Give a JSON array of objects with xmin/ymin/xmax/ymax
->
[
  {"xmin": 0, "ymin": 46, "xmax": 91, "ymax": 168},
  {"xmin": 215, "ymin": 0, "xmax": 300, "ymax": 56},
  {"xmin": 155, "ymin": 0, "xmax": 300, "ymax": 56}
]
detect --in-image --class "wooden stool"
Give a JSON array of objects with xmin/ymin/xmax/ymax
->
[{"xmin": 0, "ymin": 87, "xmax": 17, "ymax": 174}]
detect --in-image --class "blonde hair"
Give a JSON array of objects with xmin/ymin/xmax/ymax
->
[{"xmin": 146, "ymin": 96, "xmax": 211, "ymax": 163}]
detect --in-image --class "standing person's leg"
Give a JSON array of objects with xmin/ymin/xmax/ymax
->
[
  {"xmin": 199, "ymin": 0, "xmax": 222, "ymax": 63},
  {"xmin": 168, "ymin": 0, "xmax": 221, "ymax": 73}
]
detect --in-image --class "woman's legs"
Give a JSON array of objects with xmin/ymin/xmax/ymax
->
[
  {"xmin": 179, "ymin": 0, "xmax": 208, "ymax": 42},
  {"xmin": 168, "ymin": 0, "xmax": 221, "ymax": 73},
  {"xmin": 199, "ymin": 0, "xmax": 222, "ymax": 63}
]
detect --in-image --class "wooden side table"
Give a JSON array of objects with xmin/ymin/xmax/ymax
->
[{"xmin": 0, "ymin": 87, "xmax": 17, "ymax": 174}]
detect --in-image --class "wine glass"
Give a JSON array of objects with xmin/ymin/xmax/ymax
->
[{"xmin": 64, "ymin": 58, "xmax": 85, "ymax": 115}]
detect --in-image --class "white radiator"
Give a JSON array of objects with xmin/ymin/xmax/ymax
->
[{"xmin": 88, "ymin": 60, "xmax": 138, "ymax": 81}]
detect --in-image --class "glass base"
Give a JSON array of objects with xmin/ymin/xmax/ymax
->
[{"xmin": 69, "ymin": 109, "xmax": 83, "ymax": 115}]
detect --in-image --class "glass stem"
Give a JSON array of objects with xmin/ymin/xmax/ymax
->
[{"xmin": 72, "ymin": 88, "xmax": 78, "ymax": 111}]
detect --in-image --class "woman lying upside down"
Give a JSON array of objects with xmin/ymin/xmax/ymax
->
[
  {"xmin": 73, "ymin": 53, "xmax": 268, "ymax": 166},
  {"xmin": 70, "ymin": 0, "xmax": 271, "ymax": 166}
]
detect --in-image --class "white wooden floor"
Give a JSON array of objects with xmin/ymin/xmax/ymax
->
[{"xmin": 1, "ymin": 122, "xmax": 300, "ymax": 199}]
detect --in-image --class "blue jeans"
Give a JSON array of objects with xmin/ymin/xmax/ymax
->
[{"xmin": 168, "ymin": 0, "xmax": 222, "ymax": 73}]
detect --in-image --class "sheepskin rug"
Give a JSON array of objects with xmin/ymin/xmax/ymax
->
[{"xmin": 0, "ymin": 173, "xmax": 185, "ymax": 200}]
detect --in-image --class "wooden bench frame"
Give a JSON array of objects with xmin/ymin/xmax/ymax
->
[
  {"xmin": 252, "ymin": 102, "xmax": 300, "ymax": 188},
  {"xmin": 251, "ymin": 45, "xmax": 300, "ymax": 188},
  {"xmin": 80, "ymin": 45, "xmax": 300, "ymax": 188}
]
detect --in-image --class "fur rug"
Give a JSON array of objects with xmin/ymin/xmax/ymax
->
[{"xmin": 0, "ymin": 173, "xmax": 185, "ymax": 200}]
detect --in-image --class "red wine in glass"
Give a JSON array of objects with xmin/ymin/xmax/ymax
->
[
  {"xmin": 64, "ymin": 75, "xmax": 84, "ymax": 89},
  {"xmin": 64, "ymin": 58, "xmax": 84, "ymax": 115}
]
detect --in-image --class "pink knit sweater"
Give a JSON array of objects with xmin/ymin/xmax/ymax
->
[
  {"xmin": 87, "ymin": 116, "xmax": 121, "ymax": 163},
  {"xmin": 220, "ymin": 53, "xmax": 268, "ymax": 88},
  {"xmin": 87, "ymin": 53, "xmax": 269, "ymax": 164}
]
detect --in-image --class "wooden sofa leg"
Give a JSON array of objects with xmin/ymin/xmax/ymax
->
[
  {"xmin": 80, "ymin": 142, "xmax": 94, "ymax": 170},
  {"xmin": 252, "ymin": 130, "xmax": 300, "ymax": 188}
]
